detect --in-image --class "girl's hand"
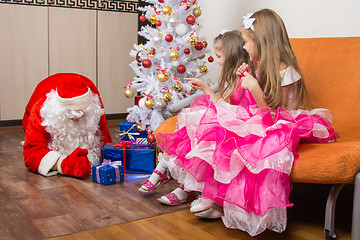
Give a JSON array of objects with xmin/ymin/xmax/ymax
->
[
  {"xmin": 236, "ymin": 63, "xmax": 249, "ymax": 77},
  {"xmin": 184, "ymin": 78, "xmax": 209, "ymax": 91},
  {"xmin": 240, "ymin": 71, "xmax": 260, "ymax": 92}
]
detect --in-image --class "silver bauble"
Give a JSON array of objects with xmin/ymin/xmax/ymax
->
[{"xmin": 154, "ymin": 99, "xmax": 167, "ymax": 111}]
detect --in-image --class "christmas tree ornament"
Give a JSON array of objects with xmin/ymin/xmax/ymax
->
[
  {"xmin": 169, "ymin": 50, "xmax": 179, "ymax": 60},
  {"xmin": 200, "ymin": 64, "xmax": 208, "ymax": 73},
  {"xmin": 189, "ymin": 36, "xmax": 198, "ymax": 46},
  {"xmin": 158, "ymin": 0, "xmax": 164, "ymax": 3},
  {"xmin": 169, "ymin": 17, "xmax": 176, "ymax": 25},
  {"xmin": 149, "ymin": 15, "xmax": 157, "ymax": 24},
  {"xmin": 198, "ymin": 54, "xmax": 205, "ymax": 59},
  {"xmin": 180, "ymin": 0, "xmax": 190, "ymax": 10},
  {"xmin": 165, "ymin": 34, "xmax": 173, "ymax": 42},
  {"xmin": 144, "ymin": 98, "xmax": 154, "ymax": 108},
  {"xmin": 155, "ymin": 20, "xmax": 162, "ymax": 27},
  {"xmin": 139, "ymin": 14, "xmax": 146, "ymax": 22},
  {"xmin": 195, "ymin": 42, "xmax": 204, "ymax": 50},
  {"xmin": 147, "ymin": 133, "xmax": 156, "ymax": 144},
  {"xmin": 136, "ymin": 122, "xmax": 144, "ymax": 133},
  {"xmin": 193, "ymin": 7, "xmax": 202, "ymax": 18},
  {"xmin": 186, "ymin": 15, "xmax": 196, "ymax": 25},
  {"xmin": 163, "ymin": 92, "xmax": 172, "ymax": 102},
  {"xmin": 142, "ymin": 59, "xmax": 152, "ymax": 68},
  {"xmin": 149, "ymin": 49, "xmax": 155, "ymax": 56},
  {"xmin": 157, "ymin": 72, "xmax": 167, "ymax": 82},
  {"xmin": 175, "ymin": 23, "xmax": 188, "ymax": 36},
  {"xmin": 136, "ymin": 50, "xmax": 144, "ymax": 61},
  {"xmin": 177, "ymin": 64, "xmax": 186, "ymax": 74},
  {"xmin": 124, "ymin": 88, "xmax": 134, "ymax": 98},
  {"xmin": 203, "ymin": 41, "xmax": 208, "ymax": 48},
  {"xmin": 153, "ymin": 36, "xmax": 161, "ymax": 44},
  {"xmin": 174, "ymin": 82, "xmax": 183, "ymax": 93},
  {"xmin": 184, "ymin": 48, "xmax": 190, "ymax": 54},
  {"xmin": 154, "ymin": 99, "xmax": 167, "ymax": 111},
  {"xmin": 164, "ymin": 71, "xmax": 171, "ymax": 79},
  {"xmin": 162, "ymin": 6, "xmax": 172, "ymax": 15},
  {"xmin": 208, "ymin": 56, "xmax": 214, "ymax": 62}
]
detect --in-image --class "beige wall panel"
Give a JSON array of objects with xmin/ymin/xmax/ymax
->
[
  {"xmin": 0, "ymin": 4, "xmax": 48, "ymax": 121},
  {"xmin": 49, "ymin": 7, "xmax": 96, "ymax": 82},
  {"xmin": 97, "ymin": 11, "xmax": 138, "ymax": 114}
]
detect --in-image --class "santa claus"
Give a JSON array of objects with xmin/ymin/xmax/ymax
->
[{"xmin": 23, "ymin": 73, "xmax": 112, "ymax": 178}]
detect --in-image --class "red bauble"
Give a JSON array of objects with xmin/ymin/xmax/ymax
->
[
  {"xmin": 177, "ymin": 65, "xmax": 186, "ymax": 74},
  {"xmin": 165, "ymin": 34, "xmax": 173, "ymax": 42},
  {"xmin": 139, "ymin": 15, "xmax": 146, "ymax": 22},
  {"xmin": 155, "ymin": 20, "xmax": 162, "ymax": 27},
  {"xmin": 149, "ymin": 49, "xmax": 155, "ymax": 55},
  {"xmin": 184, "ymin": 48, "xmax": 190, "ymax": 54},
  {"xmin": 186, "ymin": 15, "xmax": 196, "ymax": 25},
  {"xmin": 142, "ymin": 59, "xmax": 152, "ymax": 68},
  {"xmin": 158, "ymin": 0, "xmax": 164, "ymax": 2},
  {"xmin": 203, "ymin": 41, "xmax": 208, "ymax": 48},
  {"xmin": 147, "ymin": 133, "xmax": 156, "ymax": 144},
  {"xmin": 208, "ymin": 56, "xmax": 214, "ymax": 62},
  {"xmin": 195, "ymin": 42, "xmax": 204, "ymax": 50},
  {"xmin": 180, "ymin": 0, "xmax": 190, "ymax": 10}
]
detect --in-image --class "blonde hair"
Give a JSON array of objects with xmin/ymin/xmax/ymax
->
[
  {"xmin": 214, "ymin": 30, "xmax": 250, "ymax": 100},
  {"xmin": 242, "ymin": 9, "xmax": 309, "ymax": 109}
]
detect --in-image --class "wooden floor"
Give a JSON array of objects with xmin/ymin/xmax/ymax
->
[{"xmin": 0, "ymin": 120, "xmax": 353, "ymax": 240}]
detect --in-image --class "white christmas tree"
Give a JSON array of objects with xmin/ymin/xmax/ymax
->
[{"xmin": 125, "ymin": 0, "xmax": 214, "ymax": 132}]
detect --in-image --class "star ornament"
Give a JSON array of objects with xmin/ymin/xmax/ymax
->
[{"xmin": 243, "ymin": 13, "xmax": 255, "ymax": 31}]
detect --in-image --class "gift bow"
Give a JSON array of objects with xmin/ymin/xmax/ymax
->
[
  {"xmin": 119, "ymin": 123, "xmax": 139, "ymax": 141},
  {"xmin": 243, "ymin": 13, "xmax": 255, "ymax": 31}
]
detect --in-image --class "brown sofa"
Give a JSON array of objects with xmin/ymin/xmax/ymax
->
[{"xmin": 154, "ymin": 37, "xmax": 360, "ymax": 240}]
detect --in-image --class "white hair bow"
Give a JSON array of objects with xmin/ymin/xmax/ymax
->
[{"xmin": 243, "ymin": 13, "xmax": 255, "ymax": 31}]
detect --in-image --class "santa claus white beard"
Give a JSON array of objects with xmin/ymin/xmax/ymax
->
[{"xmin": 40, "ymin": 90, "xmax": 105, "ymax": 166}]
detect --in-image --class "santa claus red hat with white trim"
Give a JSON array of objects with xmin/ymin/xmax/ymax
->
[{"xmin": 55, "ymin": 77, "xmax": 92, "ymax": 111}]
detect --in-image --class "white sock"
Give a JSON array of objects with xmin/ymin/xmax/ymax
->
[{"xmin": 148, "ymin": 160, "xmax": 167, "ymax": 184}]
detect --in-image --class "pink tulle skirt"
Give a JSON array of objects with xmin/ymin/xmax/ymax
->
[{"xmin": 157, "ymin": 94, "xmax": 337, "ymax": 236}]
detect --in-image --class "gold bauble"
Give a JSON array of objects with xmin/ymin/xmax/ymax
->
[
  {"xmin": 124, "ymin": 88, "xmax": 134, "ymax": 98},
  {"xmin": 169, "ymin": 50, "xmax": 179, "ymax": 60},
  {"xmin": 198, "ymin": 54, "xmax": 205, "ymax": 59},
  {"xmin": 193, "ymin": 7, "xmax": 202, "ymax": 18},
  {"xmin": 164, "ymin": 71, "xmax": 171, "ymax": 79},
  {"xmin": 200, "ymin": 64, "xmax": 208, "ymax": 73},
  {"xmin": 149, "ymin": 15, "xmax": 157, "ymax": 24},
  {"xmin": 144, "ymin": 98, "xmax": 154, "ymax": 108},
  {"xmin": 189, "ymin": 36, "xmax": 198, "ymax": 46},
  {"xmin": 157, "ymin": 72, "xmax": 167, "ymax": 82},
  {"xmin": 174, "ymin": 83, "xmax": 183, "ymax": 93},
  {"xmin": 163, "ymin": 92, "xmax": 172, "ymax": 102},
  {"xmin": 136, "ymin": 123, "xmax": 143, "ymax": 133},
  {"xmin": 162, "ymin": 6, "xmax": 172, "ymax": 15}
]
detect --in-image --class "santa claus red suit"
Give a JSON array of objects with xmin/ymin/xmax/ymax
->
[{"xmin": 23, "ymin": 73, "xmax": 112, "ymax": 178}]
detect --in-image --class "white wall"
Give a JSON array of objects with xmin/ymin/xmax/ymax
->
[{"xmin": 198, "ymin": 0, "xmax": 360, "ymax": 82}]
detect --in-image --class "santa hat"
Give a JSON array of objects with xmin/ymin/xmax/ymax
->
[{"xmin": 55, "ymin": 77, "xmax": 92, "ymax": 111}]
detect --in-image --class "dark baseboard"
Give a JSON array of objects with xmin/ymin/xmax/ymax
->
[{"xmin": 0, "ymin": 113, "xmax": 128, "ymax": 127}]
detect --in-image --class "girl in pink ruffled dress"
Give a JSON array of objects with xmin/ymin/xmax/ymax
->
[
  {"xmin": 141, "ymin": 9, "xmax": 338, "ymax": 236},
  {"xmin": 138, "ymin": 30, "xmax": 252, "ymax": 203}
]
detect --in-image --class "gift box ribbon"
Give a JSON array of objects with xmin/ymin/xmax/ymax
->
[
  {"xmin": 119, "ymin": 123, "xmax": 139, "ymax": 141},
  {"xmin": 95, "ymin": 159, "xmax": 122, "ymax": 183},
  {"xmin": 105, "ymin": 142, "xmax": 132, "ymax": 174}
]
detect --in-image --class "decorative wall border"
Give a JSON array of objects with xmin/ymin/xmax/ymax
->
[{"xmin": 0, "ymin": 0, "xmax": 138, "ymax": 13}]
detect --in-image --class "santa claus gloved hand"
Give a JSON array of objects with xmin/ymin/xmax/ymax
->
[{"xmin": 57, "ymin": 148, "xmax": 91, "ymax": 178}]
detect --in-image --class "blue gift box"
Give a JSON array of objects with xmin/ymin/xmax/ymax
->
[
  {"xmin": 92, "ymin": 161, "xmax": 124, "ymax": 185},
  {"xmin": 102, "ymin": 144, "xmax": 155, "ymax": 174},
  {"xmin": 119, "ymin": 122, "xmax": 148, "ymax": 142}
]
